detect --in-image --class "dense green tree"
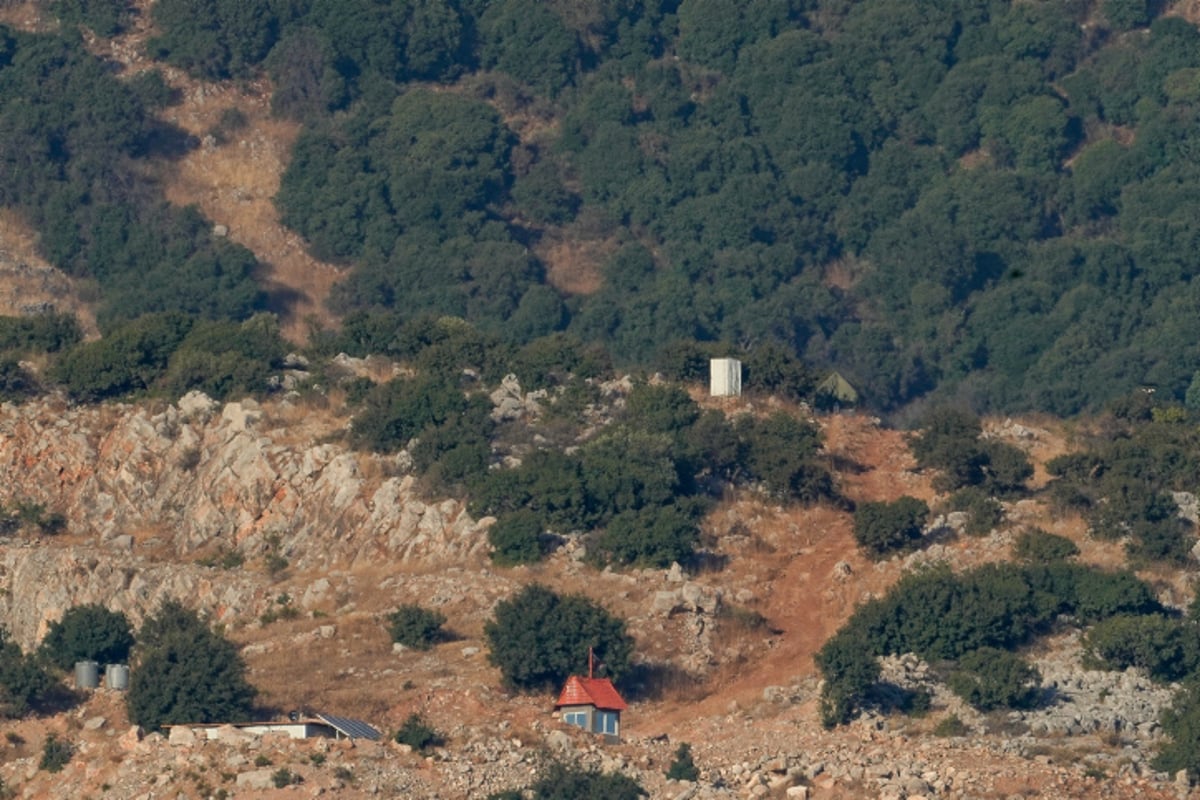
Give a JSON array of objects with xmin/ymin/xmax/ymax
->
[
  {"xmin": 1083, "ymin": 614, "xmax": 1198, "ymax": 682},
  {"xmin": 126, "ymin": 600, "xmax": 256, "ymax": 731},
  {"xmin": 52, "ymin": 0, "xmax": 132, "ymax": 37},
  {"xmin": 16, "ymin": 0, "xmax": 1200, "ymax": 419},
  {"xmin": 594, "ymin": 504, "xmax": 700, "ymax": 568},
  {"xmin": 149, "ymin": 0, "xmax": 279, "ymax": 79},
  {"xmin": 1155, "ymin": 683, "xmax": 1200, "ymax": 778},
  {"xmin": 1104, "ymin": 0, "xmax": 1152, "ymax": 31},
  {"xmin": 51, "ymin": 313, "xmax": 194, "ymax": 402},
  {"xmin": 265, "ymin": 28, "xmax": 348, "ymax": 119},
  {"xmin": 39, "ymin": 604, "xmax": 134, "ymax": 671},
  {"xmin": 477, "ymin": 1, "xmax": 582, "ymax": 96},
  {"xmin": 946, "ymin": 647, "xmax": 1041, "ymax": 711},
  {"xmin": 0, "ymin": 629, "xmax": 57, "ymax": 718},
  {"xmin": 484, "ymin": 584, "xmax": 633, "ymax": 692},
  {"xmin": 488, "ymin": 510, "xmax": 546, "ymax": 566},
  {"xmin": 739, "ymin": 412, "xmax": 831, "ymax": 502},
  {"xmin": 853, "ymin": 496, "xmax": 929, "ymax": 558}
]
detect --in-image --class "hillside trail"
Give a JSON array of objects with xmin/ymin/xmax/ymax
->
[{"xmin": 641, "ymin": 414, "xmax": 929, "ymax": 730}]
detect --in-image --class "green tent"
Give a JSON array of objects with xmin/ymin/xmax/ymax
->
[{"xmin": 816, "ymin": 371, "xmax": 859, "ymax": 406}]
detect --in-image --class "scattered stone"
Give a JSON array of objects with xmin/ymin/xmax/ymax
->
[
  {"xmin": 167, "ymin": 726, "xmax": 196, "ymax": 746},
  {"xmin": 235, "ymin": 769, "xmax": 275, "ymax": 790}
]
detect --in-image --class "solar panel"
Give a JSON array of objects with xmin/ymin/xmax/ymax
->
[{"xmin": 316, "ymin": 712, "xmax": 382, "ymax": 741}]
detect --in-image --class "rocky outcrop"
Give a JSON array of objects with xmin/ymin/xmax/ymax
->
[
  {"xmin": 0, "ymin": 394, "xmax": 490, "ymax": 646},
  {"xmin": 0, "ymin": 394, "xmax": 488, "ymax": 562}
]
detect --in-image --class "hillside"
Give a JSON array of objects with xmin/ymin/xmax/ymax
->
[
  {"xmin": 0, "ymin": 385, "xmax": 1190, "ymax": 798},
  {"xmin": 5, "ymin": 2, "xmax": 1200, "ymax": 414},
  {"xmin": 1, "ymin": 1, "xmax": 1200, "ymax": 798}
]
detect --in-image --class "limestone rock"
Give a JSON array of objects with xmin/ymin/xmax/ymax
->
[{"xmin": 236, "ymin": 769, "xmax": 276, "ymax": 790}]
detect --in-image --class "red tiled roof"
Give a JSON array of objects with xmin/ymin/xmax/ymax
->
[{"xmin": 554, "ymin": 675, "xmax": 628, "ymax": 711}]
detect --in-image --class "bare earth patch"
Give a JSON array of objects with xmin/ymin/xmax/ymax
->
[
  {"xmin": 156, "ymin": 84, "xmax": 343, "ymax": 345},
  {"xmin": 0, "ymin": 211, "xmax": 99, "ymax": 338}
]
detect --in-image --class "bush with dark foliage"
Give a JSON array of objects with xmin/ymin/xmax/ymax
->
[
  {"xmin": 484, "ymin": 584, "xmax": 633, "ymax": 692},
  {"xmin": 126, "ymin": 600, "xmax": 256, "ymax": 731}
]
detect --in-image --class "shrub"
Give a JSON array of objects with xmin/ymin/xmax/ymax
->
[
  {"xmin": 386, "ymin": 605, "xmax": 447, "ymax": 651},
  {"xmin": 0, "ymin": 629, "xmax": 57, "ymax": 718},
  {"xmin": 739, "ymin": 412, "xmax": 832, "ymax": 502},
  {"xmin": 740, "ymin": 341, "xmax": 816, "ymax": 400},
  {"xmin": 272, "ymin": 768, "xmax": 301, "ymax": 788},
  {"xmin": 979, "ymin": 440, "xmax": 1033, "ymax": 495},
  {"xmin": 945, "ymin": 487, "xmax": 1002, "ymax": 536},
  {"xmin": 1012, "ymin": 528, "xmax": 1079, "ymax": 563},
  {"xmin": 853, "ymin": 496, "xmax": 929, "ymax": 557},
  {"xmin": 1082, "ymin": 614, "xmax": 1198, "ymax": 682},
  {"xmin": 488, "ymin": 510, "xmax": 545, "ymax": 566},
  {"xmin": 38, "ymin": 734, "xmax": 71, "ymax": 773},
  {"xmin": 933, "ymin": 714, "xmax": 970, "ymax": 737},
  {"xmin": 500, "ymin": 760, "xmax": 646, "ymax": 800},
  {"xmin": 349, "ymin": 375, "xmax": 475, "ymax": 453},
  {"xmin": 126, "ymin": 600, "xmax": 256, "ymax": 731},
  {"xmin": 51, "ymin": 312, "xmax": 194, "ymax": 402},
  {"xmin": 815, "ymin": 628, "xmax": 881, "ymax": 728},
  {"xmin": 0, "ymin": 312, "xmax": 81, "ymax": 354},
  {"xmin": 394, "ymin": 713, "xmax": 443, "ymax": 751},
  {"xmin": 623, "ymin": 383, "xmax": 699, "ymax": 436},
  {"xmin": 665, "ymin": 742, "xmax": 699, "ymax": 781},
  {"xmin": 1025, "ymin": 563, "xmax": 1161, "ymax": 623},
  {"xmin": 593, "ymin": 504, "xmax": 700, "ymax": 568},
  {"xmin": 484, "ymin": 584, "xmax": 634, "ymax": 692},
  {"xmin": 817, "ymin": 560, "xmax": 1165, "ymax": 726},
  {"xmin": 39, "ymin": 604, "xmax": 135, "ymax": 670},
  {"xmin": 1103, "ymin": 0, "xmax": 1151, "ymax": 30},
  {"xmin": 910, "ymin": 407, "xmax": 984, "ymax": 490},
  {"xmin": 0, "ymin": 359, "xmax": 40, "ymax": 403},
  {"xmin": 946, "ymin": 647, "xmax": 1041, "ymax": 712},
  {"xmin": 1154, "ymin": 683, "xmax": 1200, "ymax": 778}
]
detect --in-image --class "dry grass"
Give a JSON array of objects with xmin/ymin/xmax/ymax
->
[
  {"xmin": 1171, "ymin": 0, "xmax": 1200, "ymax": 25},
  {"xmin": 822, "ymin": 254, "xmax": 870, "ymax": 292},
  {"xmin": 0, "ymin": 211, "xmax": 100, "ymax": 338},
  {"xmin": 535, "ymin": 230, "xmax": 616, "ymax": 296},
  {"xmin": 0, "ymin": 2, "xmax": 52, "ymax": 31},
  {"xmin": 158, "ymin": 96, "xmax": 343, "ymax": 345}
]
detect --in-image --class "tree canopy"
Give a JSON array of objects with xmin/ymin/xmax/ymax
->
[
  {"xmin": 484, "ymin": 584, "xmax": 634, "ymax": 692},
  {"xmin": 7, "ymin": 1, "xmax": 1200, "ymax": 416},
  {"xmin": 126, "ymin": 600, "xmax": 256, "ymax": 731}
]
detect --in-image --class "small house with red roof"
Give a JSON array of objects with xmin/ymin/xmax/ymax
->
[
  {"xmin": 554, "ymin": 657, "xmax": 627, "ymax": 741},
  {"xmin": 555, "ymin": 675, "xmax": 627, "ymax": 740}
]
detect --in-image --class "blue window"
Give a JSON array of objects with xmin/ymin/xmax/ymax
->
[
  {"xmin": 563, "ymin": 711, "xmax": 588, "ymax": 730},
  {"xmin": 596, "ymin": 711, "xmax": 618, "ymax": 735}
]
